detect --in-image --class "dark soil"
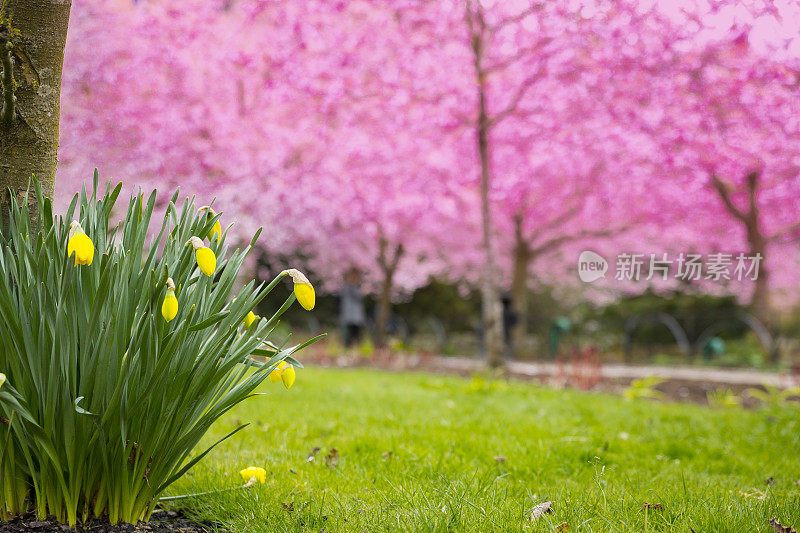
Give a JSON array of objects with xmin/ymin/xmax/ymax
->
[{"xmin": 0, "ymin": 510, "xmax": 216, "ymax": 533}]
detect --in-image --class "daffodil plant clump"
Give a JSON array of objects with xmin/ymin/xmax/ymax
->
[{"xmin": 0, "ymin": 178, "xmax": 318, "ymax": 526}]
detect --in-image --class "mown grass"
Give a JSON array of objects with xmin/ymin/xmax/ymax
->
[{"xmin": 165, "ymin": 367, "xmax": 800, "ymax": 532}]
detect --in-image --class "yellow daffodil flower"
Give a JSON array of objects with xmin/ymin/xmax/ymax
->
[
  {"xmin": 187, "ymin": 236, "xmax": 216, "ymax": 277},
  {"xmin": 269, "ymin": 361, "xmax": 286, "ymax": 383},
  {"xmin": 281, "ymin": 364, "xmax": 296, "ymax": 389},
  {"xmin": 243, "ymin": 311, "xmax": 259, "ymax": 329},
  {"xmin": 199, "ymin": 206, "xmax": 222, "ymax": 241},
  {"xmin": 239, "ymin": 466, "xmax": 266, "ymax": 484},
  {"xmin": 281, "ymin": 269, "xmax": 315, "ymax": 310},
  {"xmin": 268, "ymin": 361, "xmax": 296, "ymax": 389},
  {"xmin": 209, "ymin": 220, "xmax": 222, "ymax": 241},
  {"xmin": 67, "ymin": 221, "xmax": 95, "ymax": 266},
  {"xmin": 0, "ymin": 373, "xmax": 5, "ymax": 391},
  {"xmin": 162, "ymin": 278, "xmax": 178, "ymax": 322}
]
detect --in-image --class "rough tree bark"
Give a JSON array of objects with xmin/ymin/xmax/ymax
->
[
  {"xmin": 375, "ymin": 234, "xmax": 403, "ymax": 347},
  {"xmin": 0, "ymin": 0, "xmax": 71, "ymax": 226}
]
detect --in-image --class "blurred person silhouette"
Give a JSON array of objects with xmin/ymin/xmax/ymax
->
[
  {"xmin": 502, "ymin": 292, "xmax": 517, "ymax": 359},
  {"xmin": 340, "ymin": 267, "xmax": 366, "ymax": 348}
]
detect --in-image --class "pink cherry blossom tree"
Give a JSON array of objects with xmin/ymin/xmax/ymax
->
[{"xmin": 55, "ymin": 0, "xmax": 800, "ymax": 363}]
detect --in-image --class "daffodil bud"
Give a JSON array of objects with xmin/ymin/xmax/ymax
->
[
  {"xmin": 162, "ymin": 278, "xmax": 178, "ymax": 322},
  {"xmin": 239, "ymin": 466, "xmax": 267, "ymax": 484},
  {"xmin": 281, "ymin": 364, "xmax": 296, "ymax": 389},
  {"xmin": 243, "ymin": 310, "xmax": 259, "ymax": 329},
  {"xmin": 269, "ymin": 361, "xmax": 286, "ymax": 383},
  {"xmin": 0, "ymin": 373, "xmax": 5, "ymax": 391},
  {"xmin": 187, "ymin": 236, "xmax": 216, "ymax": 277},
  {"xmin": 282, "ymin": 269, "xmax": 315, "ymax": 311},
  {"xmin": 67, "ymin": 221, "xmax": 95, "ymax": 266},
  {"xmin": 199, "ymin": 206, "xmax": 222, "ymax": 241}
]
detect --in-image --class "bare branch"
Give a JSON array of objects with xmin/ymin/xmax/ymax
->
[
  {"xmin": 484, "ymin": 43, "xmax": 548, "ymax": 75},
  {"xmin": 530, "ymin": 224, "xmax": 631, "ymax": 256},
  {"xmin": 710, "ymin": 174, "xmax": 747, "ymax": 222},
  {"xmin": 767, "ymin": 220, "xmax": 800, "ymax": 243},
  {"xmin": 537, "ymin": 201, "xmax": 583, "ymax": 233},
  {"xmin": 487, "ymin": 2, "xmax": 541, "ymax": 37},
  {"xmin": 377, "ymin": 226, "xmax": 404, "ymax": 274},
  {"xmin": 487, "ymin": 68, "xmax": 542, "ymax": 128}
]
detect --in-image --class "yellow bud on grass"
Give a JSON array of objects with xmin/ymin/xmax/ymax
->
[
  {"xmin": 187, "ymin": 236, "xmax": 216, "ymax": 277},
  {"xmin": 239, "ymin": 466, "xmax": 266, "ymax": 484},
  {"xmin": 269, "ymin": 361, "xmax": 286, "ymax": 383},
  {"xmin": 162, "ymin": 278, "xmax": 178, "ymax": 322},
  {"xmin": 267, "ymin": 361, "xmax": 296, "ymax": 389},
  {"xmin": 281, "ymin": 364, "xmax": 296, "ymax": 389},
  {"xmin": 281, "ymin": 269, "xmax": 315, "ymax": 310},
  {"xmin": 67, "ymin": 221, "xmax": 95, "ymax": 266}
]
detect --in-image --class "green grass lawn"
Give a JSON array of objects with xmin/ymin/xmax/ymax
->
[{"xmin": 166, "ymin": 367, "xmax": 800, "ymax": 532}]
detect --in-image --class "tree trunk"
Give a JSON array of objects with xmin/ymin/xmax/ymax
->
[
  {"xmin": 476, "ymin": 87, "xmax": 504, "ymax": 368},
  {"xmin": 375, "ymin": 235, "xmax": 403, "ymax": 347},
  {"xmin": 0, "ymin": 0, "xmax": 71, "ymax": 226},
  {"xmin": 376, "ymin": 270, "xmax": 393, "ymax": 347},
  {"xmin": 467, "ymin": 1, "xmax": 504, "ymax": 369},
  {"xmin": 510, "ymin": 216, "xmax": 530, "ymax": 358},
  {"xmin": 710, "ymin": 172, "xmax": 776, "ymax": 362},
  {"xmin": 745, "ymin": 217, "xmax": 772, "ymax": 329}
]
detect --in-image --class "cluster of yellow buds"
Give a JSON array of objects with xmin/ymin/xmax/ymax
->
[
  {"xmin": 67, "ymin": 221, "xmax": 95, "ymax": 266},
  {"xmin": 239, "ymin": 466, "xmax": 267, "ymax": 484},
  {"xmin": 66, "ymin": 205, "xmax": 314, "ymax": 394},
  {"xmin": 161, "ymin": 278, "xmax": 179, "ymax": 322},
  {"xmin": 269, "ymin": 361, "xmax": 296, "ymax": 389}
]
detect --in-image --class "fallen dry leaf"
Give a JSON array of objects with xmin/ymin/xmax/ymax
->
[
  {"xmin": 530, "ymin": 501, "xmax": 553, "ymax": 521},
  {"xmin": 770, "ymin": 518, "xmax": 798, "ymax": 533},
  {"xmin": 324, "ymin": 448, "xmax": 339, "ymax": 467}
]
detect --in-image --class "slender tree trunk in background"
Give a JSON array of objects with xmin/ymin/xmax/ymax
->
[
  {"xmin": 467, "ymin": 1, "xmax": 504, "ymax": 369},
  {"xmin": 376, "ymin": 235, "xmax": 403, "ymax": 347},
  {"xmin": 0, "ymin": 0, "xmax": 70, "ymax": 227},
  {"xmin": 744, "ymin": 212, "xmax": 771, "ymax": 332},
  {"xmin": 711, "ymin": 171, "xmax": 777, "ymax": 361},
  {"xmin": 475, "ymin": 76, "xmax": 504, "ymax": 368},
  {"xmin": 510, "ymin": 216, "xmax": 530, "ymax": 358}
]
